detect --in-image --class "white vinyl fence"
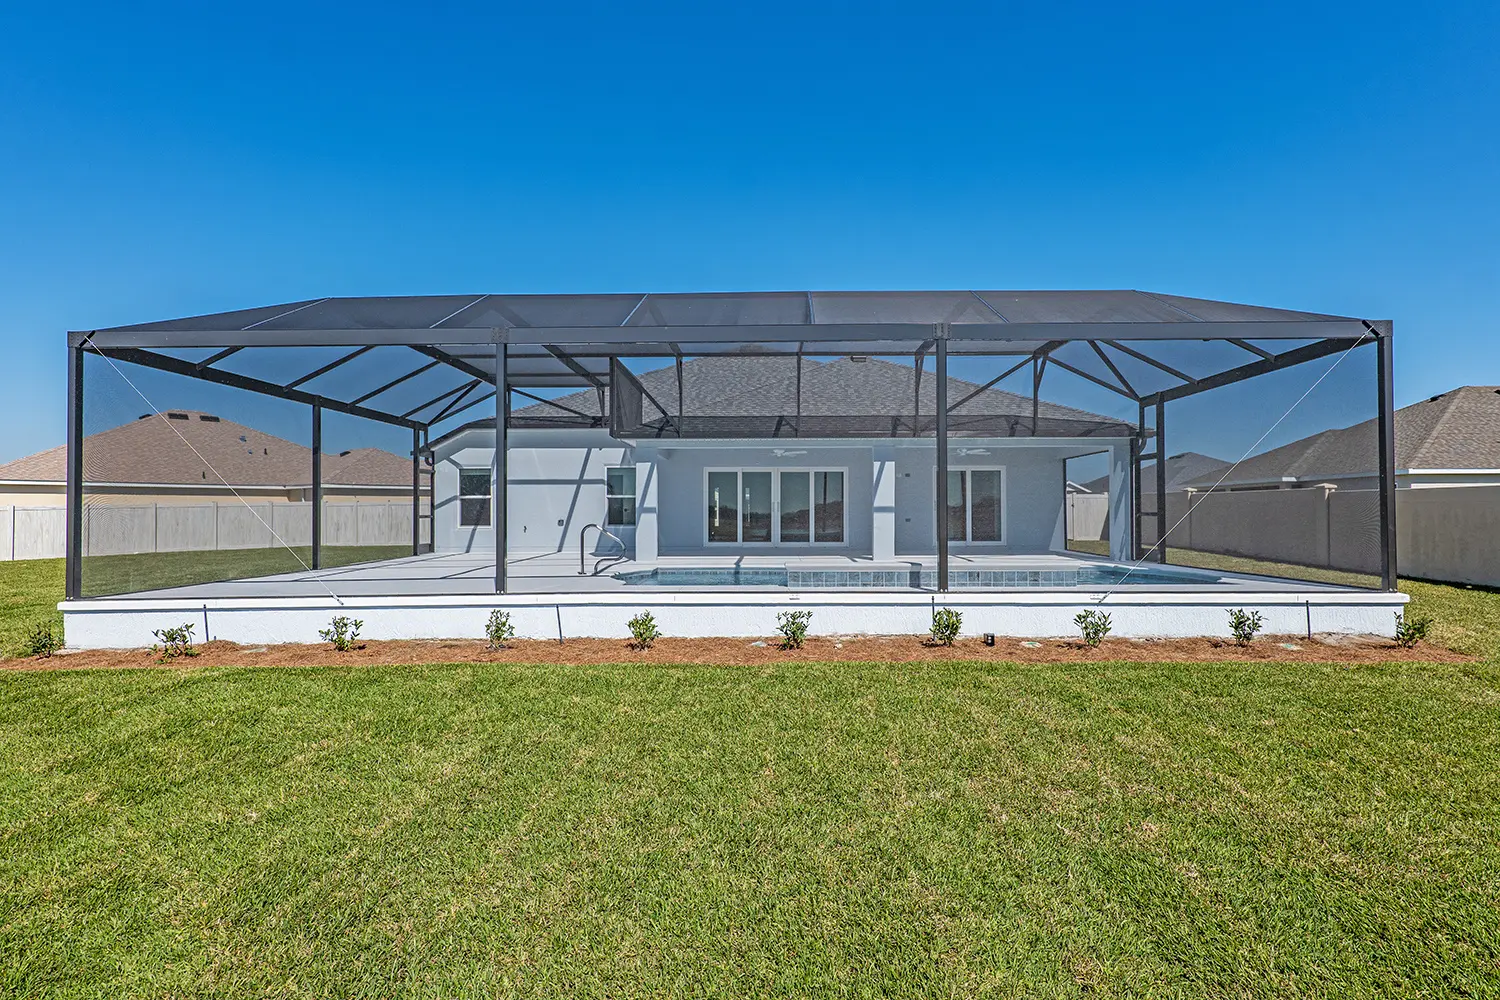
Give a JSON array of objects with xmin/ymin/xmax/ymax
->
[
  {"xmin": 0, "ymin": 501, "xmax": 414, "ymax": 561},
  {"xmin": 1065, "ymin": 493, "xmax": 1110, "ymax": 542}
]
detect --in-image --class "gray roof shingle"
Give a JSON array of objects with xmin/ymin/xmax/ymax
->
[{"xmin": 1184, "ymin": 386, "xmax": 1500, "ymax": 487}]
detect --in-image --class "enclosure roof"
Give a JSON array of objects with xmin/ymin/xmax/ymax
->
[{"xmin": 77, "ymin": 290, "xmax": 1383, "ymax": 350}]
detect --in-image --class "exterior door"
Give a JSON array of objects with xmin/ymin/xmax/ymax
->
[{"xmin": 706, "ymin": 469, "xmax": 845, "ymax": 545}]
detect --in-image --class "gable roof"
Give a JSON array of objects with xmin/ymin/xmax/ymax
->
[
  {"xmin": 509, "ymin": 355, "xmax": 1133, "ymax": 437},
  {"xmin": 0, "ymin": 411, "xmax": 411, "ymax": 488},
  {"xmin": 1184, "ymin": 386, "xmax": 1500, "ymax": 488}
]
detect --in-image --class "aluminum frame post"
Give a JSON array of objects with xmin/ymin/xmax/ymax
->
[
  {"xmin": 1154, "ymin": 399, "xmax": 1167, "ymax": 563},
  {"xmin": 1375, "ymin": 326, "xmax": 1398, "ymax": 590},
  {"xmin": 65, "ymin": 343, "xmax": 84, "ymax": 600},
  {"xmin": 494, "ymin": 343, "xmax": 508, "ymax": 593},
  {"xmin": 935, "ymin": 326, "xmax": 950, "ymax": 592},
  {"xmin": 411, "ymin": 425, "xmax": 421, "ymax": 557},
  {"xmin": 311, "ymin": 402, "xmax": 322, "ymax": 570}
]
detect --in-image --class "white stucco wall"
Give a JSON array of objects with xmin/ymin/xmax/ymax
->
[
  {"xmin": 432, "ymin": 428, "xmax": 1129, "ymax": 559},
  {"xmin": 651, "ymin": 443, "xmax": 875, "ymax": 557},
  {"xmin": 432, "ymin": 428, "xmax": 633, "ymax": 556},
  {"xmin": 893, "ymin": 443, "xmax": 1110, "ymax": 555}
]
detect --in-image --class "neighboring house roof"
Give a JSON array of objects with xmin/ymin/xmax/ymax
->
[
  {"xmin": 504, "ymin": 356, "xmax": 1132, "ymax": 436},
  {"xmin": 1081, "ymin": 451, "xmax": 1232, "ymax": 494},
  {"xmin": 1184, "ymin": 385, "xmax": 1500, "ymax": 488},
  {"xmin": 0, "ymin": 410, "xmax": 412, "ymax": 488}
]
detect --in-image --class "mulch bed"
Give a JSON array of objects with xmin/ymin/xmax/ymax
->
[{"xmin": 4, "ymin": 633, "xmax": 1470, "ymax": 671}]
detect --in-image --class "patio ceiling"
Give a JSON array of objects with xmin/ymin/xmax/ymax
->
[{"xmin": 71, "ymin": 290, "xmax": 1388, "ymax": 430}]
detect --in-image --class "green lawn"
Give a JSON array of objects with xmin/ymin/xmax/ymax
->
[
  {"xmin": 0, "ymin": 559, "xmax": 63, "ymax": 659},
  {"xmin": 1, "ymin": 658, "xmax": 1497, "ymax": 997}
]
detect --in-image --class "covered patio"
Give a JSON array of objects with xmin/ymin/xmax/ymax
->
[{"xmin": 60, "ymin": 290, "xmax": 1404, "ymax": 645}]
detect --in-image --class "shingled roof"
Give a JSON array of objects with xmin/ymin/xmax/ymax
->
[
  {"xmin": 1185, "ymin": 386, "xmax": 1500, "ymax": 488},
  {"xmin": 0, "ymin": 411, "xmax": 412, "ymax": 488},
  {"xmin": 509, "ymin": 356, "xmax": 1133, "ymax": 436}
]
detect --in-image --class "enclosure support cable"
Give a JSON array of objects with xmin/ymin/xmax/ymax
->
[
  {"xmin": 80, "ymin": 334, "xmax": 346, "ymax": 605},
  {"xmin": 1094, "ymin": 336, "xmax": 1371, "ymax": 602}
]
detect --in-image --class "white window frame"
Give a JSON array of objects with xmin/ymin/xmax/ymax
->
[
  {"xmin": 457, "ymin": 468, "xmax": 493, "ymax": 528},
  {"xmin": 939, "ymin": 466, "xmax": 1007, "ymax": 545},
  {"xmin": 605, "ymin": 466, "xmax": 637, "ymax": 527},
  {"xmin": 704, "ymin": 467, "xmax": 848, "ymax": 546}
]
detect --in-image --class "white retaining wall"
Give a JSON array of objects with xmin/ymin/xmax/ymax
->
[{"xmin": 60, "ymin": 588, "xmax": 1409, "ymax": 649}]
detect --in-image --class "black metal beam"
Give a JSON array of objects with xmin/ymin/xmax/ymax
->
[
  {"xmin": 1154, "ymin": 399, "xmax": 1167, "ymax": 564},
  {"xmin": 947, "ymin": 341, "xmax": 1062, "ymax": 415},
  {"xmin": 509, "ymin": 387, "xmax": 600, "ymax": 422},
  {"xmin": 410, "ymin": 344, "xmax": 495, "ymax": 384},
  {"xmin": 196, "ymin": 346, "xmax": 243, "ymax": 370},
  {"xmin": 86, "ymin": 345, "xmax": 421, "ymax": 430},
  {"xmin": 1045, "ymin": 356, "xmax": 1140, "ymax": 399},
  {"xmin": 935, "ymin": 327, "xmax": 949, "ymax": 593},
  {"xmin": 1103, "ymin": 340, "xmax": 1199, "ymax": 386},
  {"xmin": 1089, "ymin": 341, "xmax": 1137, "ymax": 398},
  {"xmin": 411, "ymin": 425, "xmax": 421, "ymax": 558},
  {"xmin": 1131, "ymin": 413, "xmax": 1144, "ymax": 561},
  {"xmin": 401, "ymin": 378, "xmax": 478, "ymax": 420},
  {"xmin": 433, "ymin": 390, "xmax": 497, "ymax": 427},
  {"xmin": 78, "ymin": 319, "xmax": 1376, "ymax": 350},
  {"xmin": 311, "ymin": 402, "xmax": 322, "ymax": 571},
  {"xmin": 1140, "ymin": 336, "xmax": 1370, "ymax": 407},
  {"xmin": 495, "ymin": 344, "xmax": 508, "ymax": 594},
  {"xmin": 351, "ymin": 359, "xmax": 441, "ymax": 405},
  {"xmin": 285, "ymin": 345, "xmax": 376, "ymax": 390},
  {"xmin": 1228, "ymin": 338, "xmax": 1275, "ymax": 360},
  {"xmin": 1375, "ymin": 323, "xmax": 1398, "ymax": 590},
  {"xmin": 65, "ymin": 343, "xmax": 83, "ymax": 600},
  {"xmin": 430, "ymin": 379, "xmax": 483, "ymax": 424},
  {"xmin": 545, "ymin": 344, "xmax": 607, "ymax": 389}
]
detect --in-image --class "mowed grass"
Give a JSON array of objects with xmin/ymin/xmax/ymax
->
[
  {"xmin": 0, "ymin": 559, "xmax": 63, "ymax": 658},
  {"xmin": 2, "ymin": 658, "xmax": 1498, "ymax": 997}
]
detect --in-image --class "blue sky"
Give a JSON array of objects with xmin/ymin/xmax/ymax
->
[{"xmin": 1, "ymin": 1, "xmax": 1496, "ymax": 465}]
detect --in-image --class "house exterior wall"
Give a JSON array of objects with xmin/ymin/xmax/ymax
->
[
  {"xmin": 433, "ymin": 428, "xmax": 632, "ymax": 556},
  {"xmin": 432, "ymin": 427, "xmax": 1130, "ymax": 560}
]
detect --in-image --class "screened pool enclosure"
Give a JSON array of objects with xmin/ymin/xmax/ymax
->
[{"xmin": 64, "ymin": 290, "xmax": 1398, "ymax": 603}]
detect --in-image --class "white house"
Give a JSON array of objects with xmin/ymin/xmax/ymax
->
[{"xmin": 427, "ymin": 356, "xmax": 1134, "ymax": 564}]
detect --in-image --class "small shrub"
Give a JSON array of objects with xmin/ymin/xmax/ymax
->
[
  {"xmin": 1227, "ymin": 608, "xmax": 1264, "ymax": 646},
  {"xmin": 151, "ymin": 623, "xmax": 197, "ymax": 662},
  {"xmin": 26, "ymin": 622, "xmax": 62, "ymax": 658},
  {"xmin": 626, "ymin": 611, "xmax": 661, "ymax": 650},
  {"xmin": 776, "ymin": 610, "xmax": 812, "ymax": 650},
  {"xmin": 1394, "ymin": 611, "xmax": 1432, "ymax": 649},
  {"xmin": 1074, "ymin": 609, "xmax": 1111, "ymax": 648},
  {"xmin": 929, "ymin": 607, "xmax": 962, "ymax": 646},
  {"xmin": 319, "ymin": 616, "xmax": 363, "ymax": 652},
  {"xmin": 486, "ymin": 609, "xmax": 516, "ymax": 649}
]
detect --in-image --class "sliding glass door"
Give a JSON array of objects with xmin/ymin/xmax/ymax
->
[
  {"xmin": 707, "ymin": 469, "xmax": 845, "ymax": 545},
  {"xmin": 944, "ymin": 468, "xmax": 1006, "ymax": 543}
]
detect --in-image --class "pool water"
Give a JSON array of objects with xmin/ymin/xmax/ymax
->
[{"xmin": 613, "ymin": 564, "xmax": 1213, "ymax": 588}]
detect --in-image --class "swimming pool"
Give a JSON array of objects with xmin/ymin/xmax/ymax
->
[{"xmin": 613, "ymin": 564, "xmax": 1215, "ymax": 588}]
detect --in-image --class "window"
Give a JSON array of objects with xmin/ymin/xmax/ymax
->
[
  {"xmin": 943, "ymin": 468, "xmax": 1005, "ymax": 543},
  {"xmin": 707, "ymin": 469, "xmax": 844, "ymax": 544},
  {"xmin": 458, "ymin": 469, "xmax": 491, "ymax": 527},
  {"xmin": 606, "ymin": 466, "xmax": 636, "ymax": 526}
]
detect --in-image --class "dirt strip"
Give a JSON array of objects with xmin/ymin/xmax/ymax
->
[{"xmin": 4, "ymin": 633, "xmax": 1470, "ymax": 671}]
